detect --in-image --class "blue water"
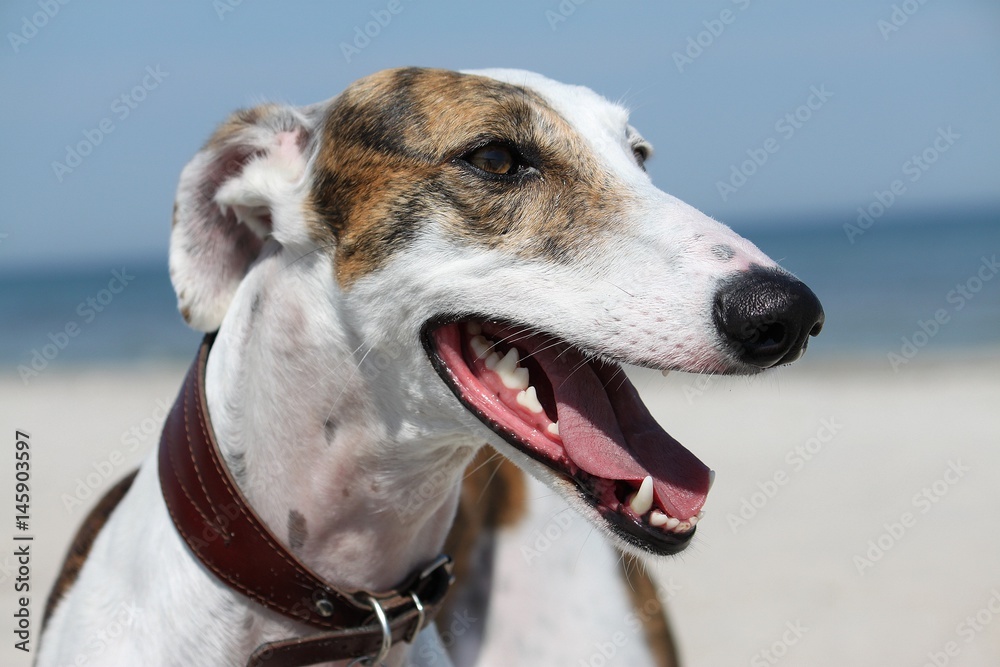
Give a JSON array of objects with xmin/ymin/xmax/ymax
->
[{"xmin": 1, "ymin": 207, "xmax": 998, "ymax": 371}]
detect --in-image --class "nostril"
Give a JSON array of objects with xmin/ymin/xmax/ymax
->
[{"xmin": 752, "ymin": 322, "xmax": 787, "ymax": 349}]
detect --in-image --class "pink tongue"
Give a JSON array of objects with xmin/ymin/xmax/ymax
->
[{"xmin": 532, "ymin": 345, "xmax": 710, "ymax": 520}]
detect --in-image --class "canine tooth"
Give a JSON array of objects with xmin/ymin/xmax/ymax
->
[
  {"xmin": 708, "ymin": 470, "xmax": 716, "ymax": 491},
  {"xmin": 484, "ymin": 352, "xmax": 501, "ymax": 370},
  {"xmin": 470, "ymin": 335, "xmax": 492, "ymax": 359},
  {"xmin": 689, "ymin": 514, "xmax": 700, "ymax": 527},
  {"xmin": 499, "ymin": 366, "xmax": 530, "ymax": 390},
  {"xmin": 665, "ymin": 516, "xmax": 681, "ymax": 530},
  {"xmin": 547, "ymin": 422, "xmax": 560, "ymax": 436},
  {"xmin": 629, "ymin": 476, "xmax": 654, "ymax": 516},
  {"xmin": 516, "ymin": 386, "xmax": 544, "ymax": 414},
  {"xmin": 649, "ymin": 510, "xmax": 669, "ymax": 527},
  {"xmin": 466, "ymin": 322, "xmax": 482, "ymax": 335},
  {"xmin": 494, "ymin": 348, "xmax": 520, "ymax": 376}
]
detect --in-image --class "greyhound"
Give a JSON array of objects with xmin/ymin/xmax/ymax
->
[{"xmin": 37, "ymin": 67, "xmax": 823, "ymax": 667}]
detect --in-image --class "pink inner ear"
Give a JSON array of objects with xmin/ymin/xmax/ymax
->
[{"xmin": 276, "ymin": 129, "xmax": 305, "ymax": 161}]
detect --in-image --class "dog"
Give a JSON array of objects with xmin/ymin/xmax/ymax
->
[{"xmin": 37, "ymin": 67, "xmax": 823, "ymax": 667}]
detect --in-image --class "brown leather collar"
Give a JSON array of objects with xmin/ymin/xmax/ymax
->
[{"xmin": 158, "ymin": 334, "xmax": 454, "ymax": 666}]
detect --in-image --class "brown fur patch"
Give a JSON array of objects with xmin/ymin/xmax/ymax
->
[
  {"xmin": 441, "ymin": 446, "xmax": 526, "ymax": 622},
  {"xmin": 307, "ymin": 67, "xmax": 632, "ymax": 287},
  {"xmin": 619, "ymin": 553, "xmax": 681, "ymax": 667},
  {"xmin": 42, "ymin": 470, "xmax": 139, "ymax": 630},
  {"xmin": 287, "ymin": 509, "xmax": 308, "ymax": 551}
]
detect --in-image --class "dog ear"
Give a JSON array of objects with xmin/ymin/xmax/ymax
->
[{"xmin": 169, "ymin": 104, "xmax": 314, "ymax": 332}]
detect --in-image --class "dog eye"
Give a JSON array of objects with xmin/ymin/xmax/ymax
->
[{"xmin": 462, "ymin": 143, "xmax": 525, "ymax": 176}]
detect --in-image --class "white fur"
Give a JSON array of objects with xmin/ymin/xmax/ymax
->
[{"xmin": 39, "ymin": 69, "xmax": 782, "ymax": 666}]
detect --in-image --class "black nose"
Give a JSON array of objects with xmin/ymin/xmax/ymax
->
[{"xmin": 713, "ymin": 266, "xmax": 825, "ymax": 369}]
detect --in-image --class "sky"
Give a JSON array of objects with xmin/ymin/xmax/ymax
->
[{"xmin": 1, "ymin": 0, "xmax": 998, "ymax": 273}]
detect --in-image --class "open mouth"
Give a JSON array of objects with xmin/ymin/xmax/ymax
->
[{"xmin": 422, "ymin": 318, "xmax": 713, "ymax": 555}]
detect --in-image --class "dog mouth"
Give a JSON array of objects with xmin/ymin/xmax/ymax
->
[{"xmin": 422, "ymin": 318, "xmax": 712, "ymax": 555}]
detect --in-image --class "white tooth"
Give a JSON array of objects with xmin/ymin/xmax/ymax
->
[
  {"xmin": 466, "ymin": 322, "xmax": 482, "ymax": 335},
  {"xmin": 547, "ymin": 421, "xmax": 560, "ymax": 436},
  {"xmin": 649, "ymin": 510, "xmax": 669, "ymax": 527},
  {"xmin": 470, "ymin": 335, "xmax": 492, "ymax": 359},
  {"xmin": 484, "ymin": 352, "xmax": 501, "ymax": 370},
  {"xmin": 629, "ymin": 475, "xmax": 654, "ymax": 516},
  {"xmin": 677, "ymin": 521, "xmax": 692, "ymax": 532},
  {"xmin": 708, "ymin": 470, "xmax": 716, "ymax": 491},
  {"xmin": 660, "ymin": 369, "xmax": 671, "ymax": 377},
  {"xmin": 516, "ymin": 386, "xmax": 544, "ymax": 414},
  {"xmin": 688, "ymin": 514, "xmax": 700, "ymax": 526},
  {"xmin": 494, "ymin": 348, "xmax": 519, "ymax": 375},
  {"xmin": 665, "ymin": 517, "xmax": 681, "ymax": 530},
  {"xmin": 500, "ymin": 366, "xmax": 530, "ymax": 390}
]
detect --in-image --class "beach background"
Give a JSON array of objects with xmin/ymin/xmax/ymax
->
[{"xmin": 2, "ymin": 2, "xmax": 998, "ymax": 666}]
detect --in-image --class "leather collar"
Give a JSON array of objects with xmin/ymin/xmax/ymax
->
[{"xmin": 158, "ymin": 334, "xmax": 454, "ymax": 666}]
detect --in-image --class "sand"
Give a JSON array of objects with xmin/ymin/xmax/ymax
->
[{"xmin": 3, "ymin": 350, "xmax": 998, "ymax": 666}]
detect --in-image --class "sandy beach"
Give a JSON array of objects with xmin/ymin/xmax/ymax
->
[{"xmin": 3, "ymin": 350, "xmax": 998, "ymax": 666}]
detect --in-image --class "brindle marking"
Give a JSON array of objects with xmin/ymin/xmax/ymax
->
[
  {"xmin": 42, "ymin": 471, "xmax": 139, "ymax": 630},
  {"xmin": 308, "ymin": 67, "xmax": 635, "ymax": 287},
  {"xmin": 620, "ymin": 552, "xmax": 681, "ymax": 667},
  {"xmin": 442, "ymin": 447, "xmax": 680, "ymax": 666}
]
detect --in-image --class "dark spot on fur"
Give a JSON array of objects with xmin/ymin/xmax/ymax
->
[
  {"xmin": 227, "ymin": 451, "xmax": 247, "ymax": 482},
  {"xmin": 249, "ymin": 293, "xmax": 262, "ymax": 316},
  {"xmin": 287, "ymin": 510, "xmax": 307, "ymax": 551},
  {"xmin": 324, "ymin": 418, "xmax": 337, "ymax": 444},
  {"xmin": 711, "ymin": 244, "xmax": 735, "ymax": 261}
]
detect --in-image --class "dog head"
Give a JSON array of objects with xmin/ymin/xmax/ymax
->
[{"xmin": 170, "ymin": 67, "xmax": 823, "ymax": 556}]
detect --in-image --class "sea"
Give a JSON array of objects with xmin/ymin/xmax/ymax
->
[{"xmin": 2, "ymin": 206, "xmax": 998, "ymax": 372}]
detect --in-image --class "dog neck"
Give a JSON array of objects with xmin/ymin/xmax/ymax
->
[{"xmin": 203, "ymin": 246, "xmax": 476, "ymax": 593}]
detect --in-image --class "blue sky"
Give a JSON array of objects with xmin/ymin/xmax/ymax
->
[{"xmin": 1, "ymin": 0, "xmax": 998, "ymax": 272}]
